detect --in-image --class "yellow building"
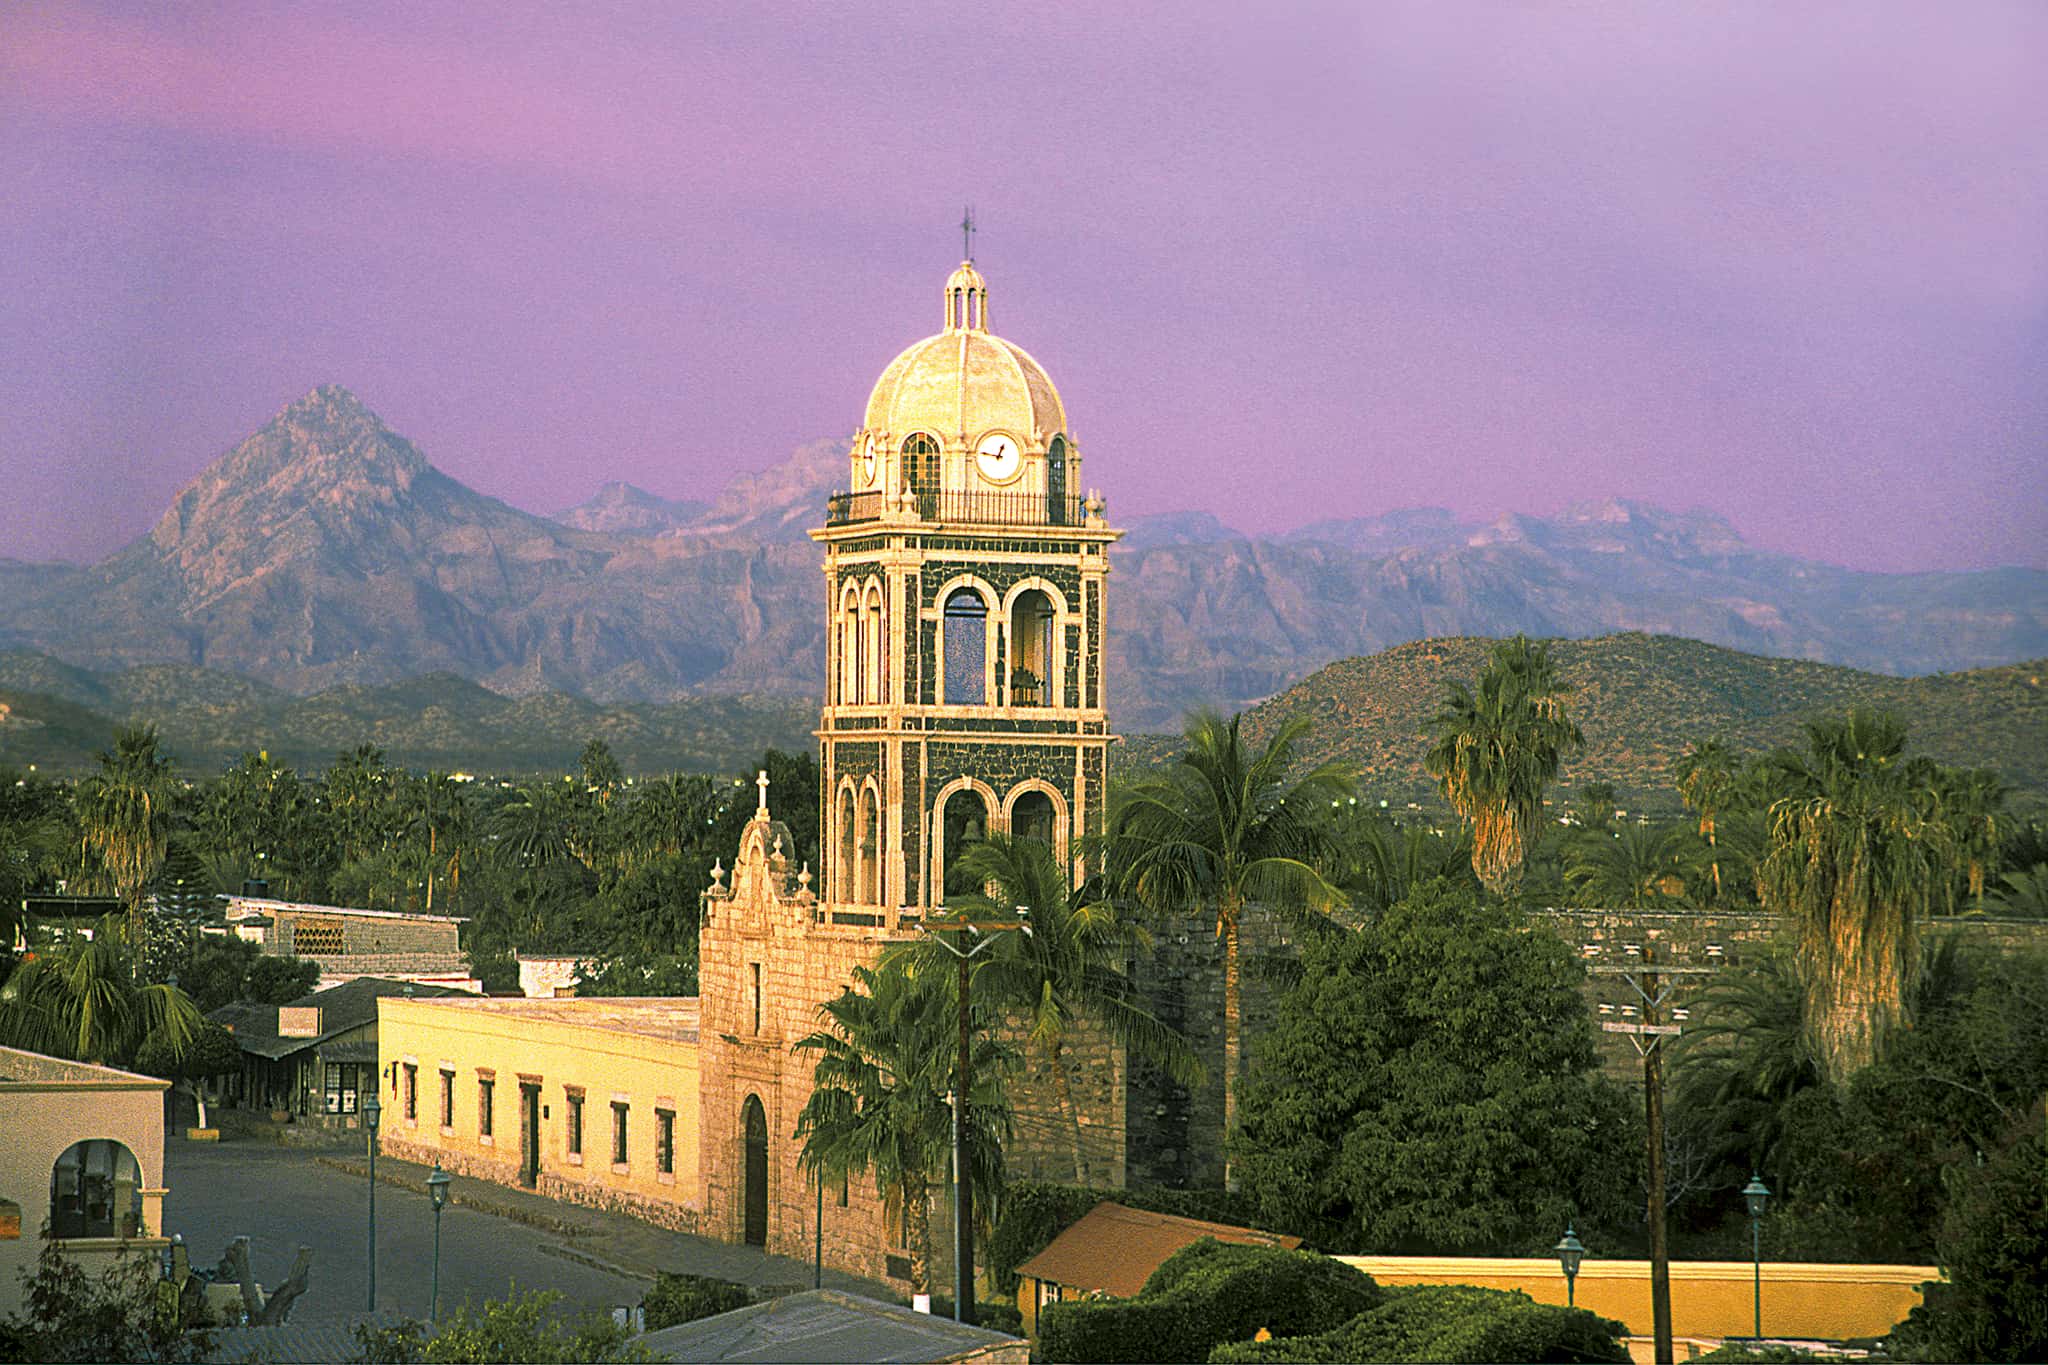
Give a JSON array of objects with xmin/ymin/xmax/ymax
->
[{"xmin": 375, "ymin": 997, "xmax": 702, "ymax": 1230}]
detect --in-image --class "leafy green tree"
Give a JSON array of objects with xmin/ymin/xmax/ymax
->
[
  {"xmin": 0, "ymin": 1236, "xmax": 213, "ymax": 1363},
  {"xmin": 349, "ymin": 1286, "xmax": 652, "ymax": 1363},
  {"xmin": 0, "ymin": 916, "xmax": 202, "ymax": 1064},
  {"xmin": 0, "ymin": 767, "xmax": 69, "ymax": 954},
  {"xmin": 891, "ymin": 834, "xmax": 1199, "ymax": 1185},
  {"xmin": 1888, "ymin": 1116, "xmax": 2048, "ymax": 1363},
  {"xmin": 1105, "ymin": 711, "xmax": 1349, "ymax": 1187},
  {"xmin": 246, "ymin": 954, "xmax": 320, "ymax": 1005},
  {"xmin": 77, "ymin": 725, "xmax": 178, "ymax": 949},
  {"xmin": 323, "ymin": 744, "xmax": 397, "ymax": 867},
  {"xmin": 1318, "ymin": 805, "xmax": 1476, "ymax": 917},
  {"xmin": 1757, "ymin": 710, "xmax": 1953, "ymax": 1085},
  {"xmin": 1232, "ymin": 879, "xmax": 1637, "ymax": 1254},
  {"xmin": 1423, "ymin": 635, "xmax": 1584, "ymax": 900},
  {"xmin": 135, "ymin": 1018, "xmax": 240, "ymax": 1128},
  {"xmin": 792, "ymin": 962, "xmax": 1014, "ymax": 1296}
]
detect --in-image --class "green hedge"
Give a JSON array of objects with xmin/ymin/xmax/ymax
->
[
  {"xmin": 988, "ymin": 1181, "xmax": 1261, "ymax": 1295},
  {"xmin": 1037, "ymin": 1240, "xmax": 1381, "ymax": 1364},
  {"xmin": 639, "ymin": 1273, "xmax": 750, "ymax": 1330},
  {"xmin": 1208, "ymin": 1283, "xmax": 1630, "ymax": 1364}
]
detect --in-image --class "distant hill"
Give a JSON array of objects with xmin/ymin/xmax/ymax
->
[
  {"xmin": 0, "ymin": 651, "xmax": 812, "ymax": 777},
  {"xmin": 1119, "ymin": 634, "xmax": 2048, "ymax": 808},
  {"xmin": 1, "ymin": 387, "xmax": 2043, "ymax": 729}
]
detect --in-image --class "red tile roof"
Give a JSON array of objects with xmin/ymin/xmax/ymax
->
[{"xmin": 1015, "ymin": 1202, "xmax": 1302, "ymax": 1299}]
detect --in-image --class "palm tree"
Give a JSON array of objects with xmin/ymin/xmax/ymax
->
[
  {"xmin": 1423, "ymin": 635, "xmax": 1584, "ymax": 899},
  {"xmin": 1933, "ymin": 767, "xmax": 2005, "ymax": 914},
  {"xmin": 1668, "ymin": 947, "xmax": 1821, "ymax": 1177},
  {"xmin": 1103, "ymin": 710, "xmax": 1348, "ymax": 1189},
  {"xmin": 1757, "ymin": 710, "xmax": 1952, "ymax": 1086},
  {"xmin": 1675, "ymin": 739, "xmax": 1740, "ymax": 904},
  {"xmin": 0, "ymin": 915, "xmax": 202, "ymax": 1065},
  {"xmin": 1564, "ymin": 822, "xmax": 1684, "ymax": 909},
  {"xmin": 77, "ymin": 725, "xmax": 178, "ymax": 956},
  {"xmin": 1991, "ymin": 863, "xmax": 2048, "ymax": 919},
  {"xmin": 792, "ymin": 962, "xmax": 1013, "ymax": 1296},
  {"xmin": 892, "ymin": 834, "xmax": 1201, "ymax": 1186}
]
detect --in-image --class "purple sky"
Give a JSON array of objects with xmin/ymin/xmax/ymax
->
[{"xmin": 3, "ymin": 2, "xmax": 2044, "ymax": 573}]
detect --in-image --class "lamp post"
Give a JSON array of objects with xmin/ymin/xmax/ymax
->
[
  {"xmin": 363, "ymin": 1093, "xmax": 381, "ymax": 1311},
  {"xmin": 918, "ymin": 910, "xmax": 1028, "ymax": 1326},
  {"xmin": 1742, "ymin": 1172, "xmax": 1770, "ymax": 1339},
  {"xmin": 427, "ymin": 1163, "xmax": 451, "ymax": 1322},
  {"xmin": 1554, "ymin": 1224, "xmax": 1585, "ymax": 1308}
]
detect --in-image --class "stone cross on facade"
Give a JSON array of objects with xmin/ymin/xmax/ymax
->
[{"xmin": 756, "ymin": 769, "xmax": 769, "ymax": 815}]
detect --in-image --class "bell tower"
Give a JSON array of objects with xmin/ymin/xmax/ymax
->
[{"xmin": 815, "ymin": 259, "xmax": 1121, "ymax": 919}]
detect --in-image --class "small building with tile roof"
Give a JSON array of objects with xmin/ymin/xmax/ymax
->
[{"xmin": 1012, "ymin": 1202, "xmax": 1301, "ymax": 1337}]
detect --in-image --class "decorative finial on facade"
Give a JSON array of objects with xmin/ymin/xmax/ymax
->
[
  {"xmin": 709, "ymin": 858, "xmax": 724, "ymax": 886},
  {"xmin": 798, "ymin": 862, "xmax": 813, "ymax": 892},
  {"xmin": 756, "ymin": 769, "xmax": 770, "ymax": 815}
]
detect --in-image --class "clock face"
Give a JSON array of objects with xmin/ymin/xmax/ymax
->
[
  {"xmin": 975, "ymin": 433, "xmax": 1021, "ymax": 483},
  {"xmin": 859, "ymin": 435, "xmax": 877, "ymax": 486}
]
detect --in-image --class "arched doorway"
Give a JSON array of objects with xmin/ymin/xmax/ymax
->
[
  {"xmin": 742, "ymin": 1094, "xmax": 768, "ymax": 1246},
  {"xmin": 50, "ymin": 1140, "xmax": 143, "ymax": 1239}
]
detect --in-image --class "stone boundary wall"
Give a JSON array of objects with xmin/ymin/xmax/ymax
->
[{"xmin": 380, "ymin": 1133, "xmax": 702, "ymax": 1234}]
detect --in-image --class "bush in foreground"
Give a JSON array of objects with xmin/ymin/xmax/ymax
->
[
  {"xmin": 349, "ymin": 1287, "xmax": 650, "ymax": 1363},
  {"xmin": 637, "ymin": 1273, "xmax": 749, "ymax": 1331},
  {"xmin": 1036, "ymin": 1240, "xmax": 1381, "ymax": 1365},
  {"xmin": 1208, "ymin": 1282, "xmax": 1629, "ymax": 1364}
]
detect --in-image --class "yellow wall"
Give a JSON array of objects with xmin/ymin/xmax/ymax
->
[
  {"xmin": 375, "ymin": 998, "xmax": 702, "ymax": 1228},
  {"xmin": 1336, "ymin": 1256, "xmax": 1936, "ymax": 1343}
]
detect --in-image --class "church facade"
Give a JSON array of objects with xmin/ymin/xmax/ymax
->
[{"xmin": 697, "ymin": 260, "xmax": 1129, "ymax": 1282}]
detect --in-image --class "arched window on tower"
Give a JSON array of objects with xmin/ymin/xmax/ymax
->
[
  {"xmin": 1046, "ymin": 434, "xmax": 1069, "ymax": 525},
  {"xmin": 839, "ymin": 585, "xmax": 862, "ymax": 705},
  {"xmin": 942, "ymin": 588, "xmax": 989, "ymax": 706},
  {"xmin": 863, "ymin": 580, "xmax": 886, "ymax": 705},
  {"xmin": 836, "ymin": 788, "xmax": 856, "ymax": 903},
  {"xmin": 940, "ymin": 787, "xmax": 993, "ymax": 899},
  {"xmin": 903, "ymin": 434, "xmax": 940, "ymax": 515},
  {"xmin": 1012, "ymin": 789, "xmax": 1057, "ymax": 850},
  {"xmin": 1008, "ymin": 588, "xmax": 1055, "ymax": 707},
  {"xmin": 859, "ymin": 785, "xmax": 883, "ymax": 905}
]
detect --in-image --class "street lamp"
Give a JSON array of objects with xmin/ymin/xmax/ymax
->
[
  {"xmin": 918, "ymin": 909, "xmax": 1028, "ymax": 1326},
  {"xmin": 1554, "ymin": 1223, "xmax": 1585, "ymax": 1308},
  {"xmin": 1742, "ymin": 1172, "xmax": 1770, "ymax": 1339},
  {"xmin": 363, "ymin": 1093, "xmax": 381, "ymax": 1311},
  {"xmin": 427, "ymin": 1164, "xmax": 452, "ymax": 1322}
]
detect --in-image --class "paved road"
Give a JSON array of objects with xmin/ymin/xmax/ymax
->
[{"xmin": 163, "ymin": 1141, "xmax": 646, "ymax": 1327}]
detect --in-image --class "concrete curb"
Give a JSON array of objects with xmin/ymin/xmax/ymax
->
[{"xmin": 313, "ymin": 1156, "xmax": 596, "ymax": 1242}]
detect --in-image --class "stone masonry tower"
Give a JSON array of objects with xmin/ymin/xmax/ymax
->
[
  {"xmin": 817, "ymin": 259, "xmax": 1121, "ymax": 914},
  {"xmin": 698, "ymin": 259, "xmax": 1126, "ymax": 1284}
]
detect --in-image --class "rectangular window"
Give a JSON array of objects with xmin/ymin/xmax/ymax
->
[
  {"xmin": 324, "ymin": 1063, "xmax": 343, "ymax": 1115},
  {"xmin": 566, "ymin": 1091, "xmax": 584, "ymax": 1157},
  {"xmin": 439, "ymin": 1069, "xmax": 454, "ymax": 1127},
  {"xmin": 656, "ymin": 1109, "xmax": 675, "ymax": 1176},
  {"xmin": 403, "ymin": 1064, "xmax": 418, "ymax": 1121},
  {"xmin": 751, "ymin": 963, "xmax": 762, "ymax": 1035},
  {"xmin": 611, "ymin": 1102, "xmax": 629, "ymax": 1167},
  {"xmin": 478, "ymin": 1077, "xmax": 495, "ymax": 1137}
]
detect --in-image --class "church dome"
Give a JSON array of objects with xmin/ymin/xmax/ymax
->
[{"xmin": 861, "ymin": 262, "xmax": 1067, "ymax": 443}]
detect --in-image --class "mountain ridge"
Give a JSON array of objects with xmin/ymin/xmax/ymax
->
[{"xmin": 2, "ymin": 386, "xmax": 2042, "ymax": 728}]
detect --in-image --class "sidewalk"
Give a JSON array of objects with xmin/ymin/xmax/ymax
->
[{"xmin": 315, "ymin": 1151, "xmax": 897, "ymax": 1301}]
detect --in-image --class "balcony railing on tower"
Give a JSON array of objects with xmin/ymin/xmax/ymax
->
[{"xmin": 825, "ymin": 488, "xmax": 1089, "ymax": 528}]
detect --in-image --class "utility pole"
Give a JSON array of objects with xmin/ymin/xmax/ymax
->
[
  {"xmin": 919, "ymin": 910, "xmax": 1027, "ymax": 1326},
  {"xmin": 1591, "ymin": 943, "xmax": 1714, "ymax": 1365}
]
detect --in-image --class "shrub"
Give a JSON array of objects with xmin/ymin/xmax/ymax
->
[
  {"xmin": 1036, "ymin": 1240, "xmax": 1381, "ymax": 1364},
  {"xmin": 1208, "ymin": 1282, "xmax": 1629, "ymax": 1365},
  {"xmin": 0, "ymin": 1236, "xmax": 214, "ymax": 1364},
  {"xmin": 923, "ymin": 1295, "xmax": 1023, "ymax": 1336},
  {"xmin": 638, "ymin": 1273, "xmax": 749, "ymax": 1330},
  {"xmin": 349, "ymin": 1287, "xmax": 652, "ymax": 1363}
]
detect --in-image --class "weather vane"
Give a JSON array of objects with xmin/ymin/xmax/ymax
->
[{"xmin": 961, "ymin": 205, "xmax": 975, "ymax": 262}]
